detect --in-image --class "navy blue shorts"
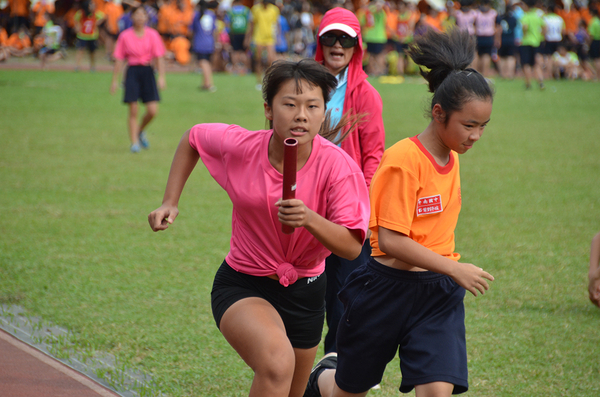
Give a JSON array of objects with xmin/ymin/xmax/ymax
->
[
  {"xmin": 123, "ymin": 65, "xmax": 159, "ymax": 104},
  {"xmin": 335, "ymin": 258, "xmax": 468, "ymax": 394},
  {"xmin": 194, "ymin": 51, "xmax": 213, "ymax": 61},
  {"xmin": 590, "ymin": 40, "xmax": 600, "ymax": 59},
  {"xmin": 230, "ymin": 33, "xmax": 246, "ymax": 51},
  {"xmin": 365, "ymin": 42, "xmax": 385, "ymax": 55},
  {"xmin": 211, "ymin": 261, "xmax": 326, "ymax": 349},
  {"xmin": 76, "ymin": 38, "xmax": 97, "ymax": 53},
  {"xmin": 476, "ymin": 35, "xmax": 494, "ymax": 56},
  {"xmin": 498, "ymin": 43, "xmax": 516, "ymax": 57},
  {"xmin": 395, "ymin": 41, "xmax": 408, "ymax": 54}
]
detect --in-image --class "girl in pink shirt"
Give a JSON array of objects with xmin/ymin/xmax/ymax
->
[
  {"xmin": 110, "ymin": 5, "xmax": 166, "ymax": 153},
  {"xmin": 474, "ymin": 0, "xmax": 498, "ymax": 77},
  {"xmin": 148, "ymin": 59, "xmax": 370, "ymax": 397}
]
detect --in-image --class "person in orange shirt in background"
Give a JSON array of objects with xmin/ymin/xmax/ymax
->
[
  {"xmin": 8, "ymin": 0, "xmax": 30, "ymax": 33},
  {"xmin": 93, "ymin": 0, "xmax": 105, "ymax": 14},
  {"xmin": 101, "ymin": 0, "xmax": 123, "ymax": 61},
  {"xmin": 168, "ymin": 33, "xmax": 190, "ymax": 65},
  {"xmin": 166, "ymin": 0, "xmax": 192, "ymax": 38},
  {"xmin": 157, "ymin": 0, "xmax": 176, "ymax": 43},
  {"xmin": 32, "ymin": 0, "xmax": 54, "ymax": 36},
  {"xmin": 388, "ymin": 0, "xmax": 419, "ymax": 75},
  {"xmin": 557, "ymin": 1, "xmax": 582, "ymax": 45},
  {"xmin": 6, "ymin": 25, "xmax": 32, "ymax": 56},
  {"xmin": 0, "ymin": 25, "xmax": 11, "ymax": 61}
]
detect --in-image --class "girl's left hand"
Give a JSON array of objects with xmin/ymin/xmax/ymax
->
[{"xmin": 275, "ymin": 199, "xmax": 312, "ymax": 230}]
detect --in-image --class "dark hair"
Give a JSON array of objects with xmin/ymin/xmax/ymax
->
[
  {"xmin": 130, "ymin": 5, "xmax": 148, "ymax": 16},
  {"xmin": 407, "ymin": 29, "xmax": 493, "ymax": 121},
  {"xmin": 81, "ymin": 0, "xmax": 92, "ymax": 16},
  {"xmin": 262, "ymin": 59, "xmax": 358, "ymax": 144}
]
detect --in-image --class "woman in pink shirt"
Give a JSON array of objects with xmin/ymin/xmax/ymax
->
[
  {"xmin": 474, "ymin": 0, "xmax": 498, "ymax": 77},
  {"xmin": 110, "ymin": 5, "xmax": 166, "ymax": 153},
  {"xmin": 148, "ymin": 59, "xmax": 370, "ymax": 397}
]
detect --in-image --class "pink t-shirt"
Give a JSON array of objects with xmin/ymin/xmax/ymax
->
[
  {"xmin": 455, "ymin": 9, "xmax": 477, "ymax": 35},
  {"xmin": 113, "ymin": 27, "xmax": 165, "ymax": 65},
  {"xmin": 189, "ymin": 124, "xmax": 370, "ymax": 282},
  {"xmin": 475, "ymin": 9, "xmax": 498, "ymax": 37}
]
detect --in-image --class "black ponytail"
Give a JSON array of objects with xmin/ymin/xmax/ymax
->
[{"xmin": 407, "ymin": 29, "xmax": 494, "ymax": 120}]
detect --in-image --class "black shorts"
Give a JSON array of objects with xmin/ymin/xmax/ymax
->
[
  {"xmin": 590, "ymin": 40, "xmax": 600, "ymax": 59},
  {"xmin": 542, "ymin": 41, "xmax": 560, "ymax": 55},
  {"xmin": 194, "ymin": 52, "xmax": 213, "ymax": 61},
  {"xmin": 123, "ymin": 65, "xmax": 160, "ymax": 103},
  {"xmin": 577, "ymin": 43, "xmax": 590, "ymax": 61},
  {"xmin": 211, "ymin": 261, "xmax": 326, "ymax": 349},
  {"xmin": 519, "ymin": 45, "xmax": 539, "ymax": 66},
  {"xmin": 365, "ymin": 42, "xmax": 385, "ymax": 55},
  {"xmin": 395, "ymin": 41, "xmax": 408, "ymax": 54},
  {"xmin": 230, "ymin": 33, "xmax": 246, "ymax": 51},
  {"xmin": 477, "ymin": 35, "xmax": 494, "ymax": 56},
  {"xmin": 498, "ymin": 42, "xmax": 516, "ymax": 57},
  {"xmin": 76, "ymin": 38, "xmax": 98, "ymax": 53},
  {"xmin": 335, "ymin": 258, "xmax": 468, "ymax": 394}
]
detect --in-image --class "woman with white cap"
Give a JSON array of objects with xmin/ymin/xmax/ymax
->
[{"xmin": 314, "ymin": 6, "xmax": 385, "ymax": 356}]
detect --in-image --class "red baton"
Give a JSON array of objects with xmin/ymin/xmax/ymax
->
[{"xmin": 282, "ymin": 138, "xmax": 298, "ymax": 234}]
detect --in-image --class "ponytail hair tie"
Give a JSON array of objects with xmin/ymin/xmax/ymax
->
[{"xmin": 277, "ymin": 262, "xmax": 298, "ymax": 287}]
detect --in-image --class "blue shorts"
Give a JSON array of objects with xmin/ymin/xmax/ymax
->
[
  {"xmin": 476, "ymin": 35, "xmax": 494, "ymax": 56},
  {"xmin": 365, "ymin": 42, "xmax": 385, "ymax": 55},
  {"xmin": 123, "ymin": 65, "xmax": 159, "ymax": 104},
  {"xmin": 230, "ymin": 33, "xmax": 246, "ymax": 51},
  {"xmin": 211, "ymin": 261, "xmax": 326, "ymax": 349},
  {"xmin": 194, "ymin": 52, "xmax": 213, "ymax": 61},
  {"xmin": 498, "ymin": 42, "xmax": 516, "ymax": 57},
  {"xmin": 335, "ymin": 258, "xmax": 468, "ymax": 394},
  {"xmin": 76, "ymin": 38, "xmax": 98, "ymax": 53},
  {"xmin": 590, "ymin": 40, "xmax": 600, "ymax": 59}
]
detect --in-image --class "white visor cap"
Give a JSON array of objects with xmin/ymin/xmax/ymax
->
[{"xmin": 319, "ymin": 23, "xmax": 358, "ymax": 38}]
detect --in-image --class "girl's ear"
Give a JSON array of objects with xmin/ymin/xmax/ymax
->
[
  {"xmin": 264, "ymin": 102, "xmax": 273, "ymax": 121},
  {"xmin": 432, "ymin": 103, "xmax": 446, "ymax": 124}
]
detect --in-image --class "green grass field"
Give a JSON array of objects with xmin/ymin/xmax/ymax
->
[{"xmin": 1, "ymin": 69, "xmax": 599, "ymax": 396}]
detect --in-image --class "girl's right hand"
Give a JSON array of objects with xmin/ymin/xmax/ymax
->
[
  {"xmin": 451, "ymin": 262, "xmax": 494, "ymax": 297},
  {"xmin": 148, "ymin": 205, "xmax": 179, "ymax": 231},
  {"xmin": 110, "ymin": 81, "xmax": 118, "ymax": 95}
]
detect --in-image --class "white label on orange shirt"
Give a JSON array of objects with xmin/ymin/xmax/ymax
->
[{"xmin": 416, "ymin": 194, "xmax": 443, "ymax": 216}]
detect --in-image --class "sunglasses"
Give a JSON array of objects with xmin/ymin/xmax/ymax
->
[{"xmin": 319, "ymin": 33, "xmax": 358, "ymax": 49}]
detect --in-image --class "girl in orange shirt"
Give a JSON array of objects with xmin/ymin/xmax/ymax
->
[{"xmin": 305, "ymin": 29, "xmax": 495, "ymax": 397}]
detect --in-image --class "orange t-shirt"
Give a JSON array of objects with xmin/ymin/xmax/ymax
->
[
  {"xmin": 169, "ymin": 5, "xmax": 193, "ymax": 36},
  {"xmin": 93, "ymin": 0, "xmax": 105, "ymax": 13},
  {"xmin": 0, "ymin": 28, "xmax": 8, "ymax": 46},
  {"xmin": 103, "ymin": 2, "xmax": 123, "ymax": 35},
  {"xmin": 157, "ymin": 2, "xmax": 176, "ymax": 35},
  {"xmin": 424, "ymin": 14, "xmax": 443, "ymax": 32},
  {"xmin": 369, "ymin": 136, "xmax": 462, "ymax": 261},
  {"xmin": 9, "ymin": 0, "xmax": 29, "ymax": 17},
  {"xmin": 558, "ymin": 9, "xmax": 581, "ymax": 34},
  {"xmin": 7, "ymin": 32, "xmax": 31, "ymax": 49},
  {"xmin": 170, "ymin": 35, "xmax": 190, "ymax": 65},
  {"xmin": 32, "ymin": 2, "xmax": 55, "ymax": 28}
]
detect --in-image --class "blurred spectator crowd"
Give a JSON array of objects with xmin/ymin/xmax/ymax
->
[{"xmin": 1, "ymin": 0, "xmax": 599, "ymax": 81}]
